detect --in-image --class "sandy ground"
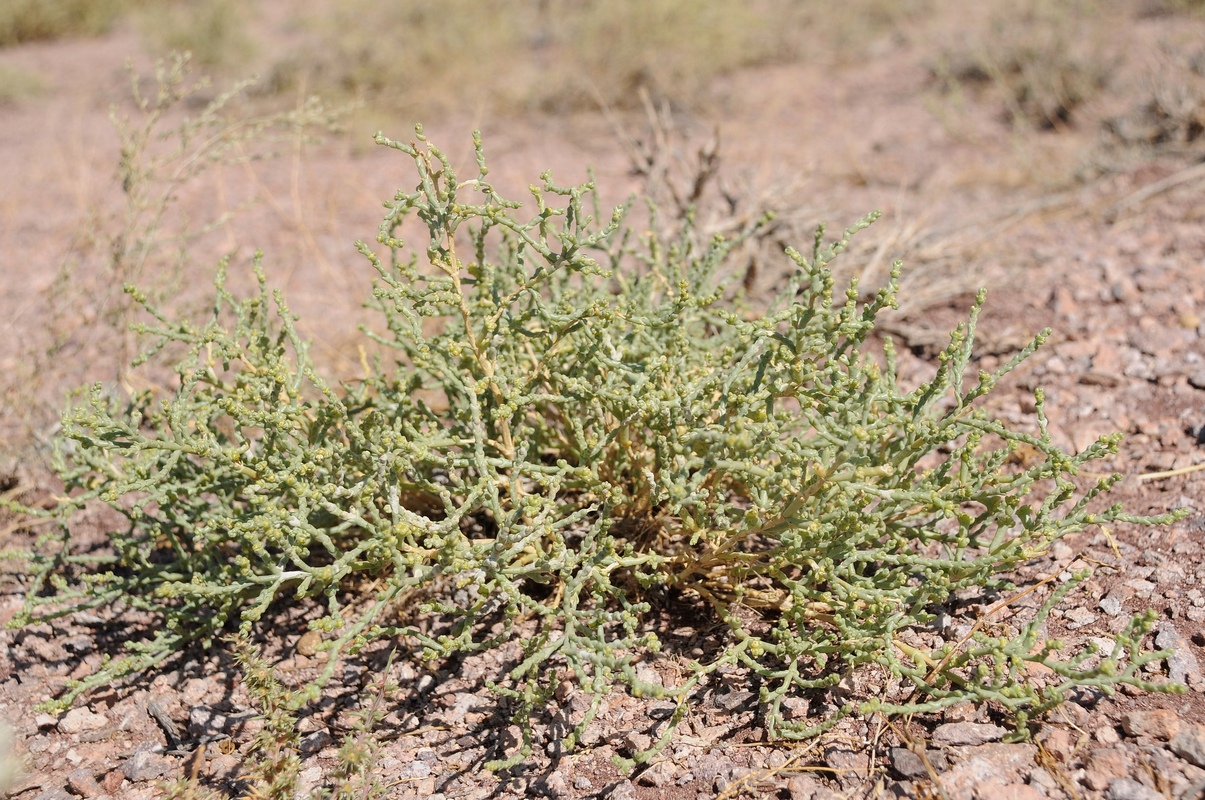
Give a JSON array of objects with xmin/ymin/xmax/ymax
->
[{"xmin": 1, "ymin": 3, "xmax": 1204, "ymax": 799}]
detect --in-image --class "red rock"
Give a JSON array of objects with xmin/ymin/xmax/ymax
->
[
  {"xmin": 1120, "ymin": 709, "xmax": 1181, "ymax": 740},
  {"xmin": 1036, "ymin": 726, "xmax": 1078, "ymax": 761},
  {"xmin": 939, "ymin": 743, "xmax": 1035, "ymax": 800},
  {"xmin": 1084, "ymin": 748, "xmax": 1132, "ymax": 791},
  {"xmin": 973, "ymin": 781, "xmax": 1046, "ymax": 800},
  {"xmin": 101, "ymin": 769, "xmax": 125, "ymax": 794},
  {"xmin": 65, "ymin": 769, "xmax": 102, "ymax": 798}
]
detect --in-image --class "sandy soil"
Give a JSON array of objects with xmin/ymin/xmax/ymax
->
[{"xmin": 1, "ymin": 3, "xmax": 1204, "ymax": 799}]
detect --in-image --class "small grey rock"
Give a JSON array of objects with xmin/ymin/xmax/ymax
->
[
  {"xmin": 1170, "ymin": 724, "xmax": 1205, "ymax": 769},
  {"xmin": 30, "ymin": 789, "xmax": 72, "ymax": 800},
  {"xmin": 573, "ymin": 775, "xmax": 594, "ymax": 790},
  {"xmin": 823, "ymin": 747, "xmax": 871, "ymax": 784},
  {"xmin": 1065, "ymin": 607, "xmax": 1098, "ymax": 629},
  {"xmin": 636, "ymin": 761, "xmax": 676, "ymax": 787},
  {"xmin": 692, "ymin": 753, "xmax": 734, "ymax": 786},
  {"xmin": 890, "ymin": 747, "xmax": 927, "ymax": 778},
  {"xmin": 933, "ymin": 721, "xmax": 1007, "ymax": 746},
  {"xmin": 121, "ymin": 749, "xmax": 172, "ymax": 783},
  {"xmin": 605, "ymin": 779, "xmax": 638, "ymax": 800},
  {"xmin": 299, "ymin": 729, "xmax": 333, "ymax": 754},
  {"xmin": 1099, "ymin": 596, "xmax": 1124, "ymax": 616},
  {"xmin": 542, "ymin": 770, "xmax": 569, "ymax": 799},
  {"xmin": 1156, "ymin": 623, "xmax": 1203, "ymax": 685},
  {"xmin": 1105, "ymin": 778, "xmax": 1164, "ymax": 800},
  {"xmin": 620, "ymin": 731, "xmax": 652, "ymax": 755},
  {"xmin": 189, "ymin": 706, "xmax": 258, "ymax": 738},
  {"xmin": 405, "ymin": 760, "xmax": 432, "ymax": 779},
  {"xmin": 713, "ymin": 689, "xmax": 754, "ymax": 710}
]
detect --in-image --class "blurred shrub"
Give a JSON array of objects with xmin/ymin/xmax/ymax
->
[{"xmin": 0, "ymin": 0, "xmax": 127, "ymax": 46}]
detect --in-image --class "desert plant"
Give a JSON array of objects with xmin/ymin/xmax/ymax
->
[
  {"xmin": 0, "ymin": 0, "xmax": 127, "ymax": 47},
  {"xmin": 36, "ymin": 53, "xmax": 342, "ymax": 390},
  {"xmin": 932, "ymin": 0, "xmax": 1113, "ymax": 130},
  {"xmin": 270, "ymin": 0, "xmax": 875, "ymax": 115},
  {"xmin": 6, "ymin": 127, "xmax": 1185, "ymax": 772},
  {"xmin": 137, "ymin": 0, "xmax": 255, "ymax": 69},
  {"xmin": 0, "ymin": 63, "xmax": 42, "ymax": 104}
]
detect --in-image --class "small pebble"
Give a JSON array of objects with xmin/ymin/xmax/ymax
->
[
  {"xmin": 295, "ymin": 630, "xmax": 322, "ymax": 657},
  {"xmin": 1156, "ymin": 623, "xmax": 1203, "ymax": 686},
  {"xmin": 932, "ymin": 722, "xmax": 1006, "ymax": 747},
  {"xmin": 1064, "ymin": 607, "xmax": 1098, "ymax": 629},
  {"xmin": 57, "ymin": 709, "xmax": 108, "ymax": 735},
  {"xmin": 1120, "ymin": 709, "xmax": 1180, "ymax": 740},
  {"xmin": 1105, "ymin": 778, "xmax": 1164, "ymax": 800},
  {"xmin": 1170, "ymin": 724, "xmax": 1205, "ymax": 769}
]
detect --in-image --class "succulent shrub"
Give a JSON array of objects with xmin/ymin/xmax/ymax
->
[{"xmin": 9, "ymin": 128, "xmax": 1184, "ymax": 770}]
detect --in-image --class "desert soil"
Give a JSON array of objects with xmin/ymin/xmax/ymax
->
[{"xmin": 1, "ymin": 4, "xmax": 1205, "ymax": 800}]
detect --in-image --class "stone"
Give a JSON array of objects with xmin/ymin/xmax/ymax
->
[
  {"xmin": 933, "ymin": 722, "xmax": 1007, "ymax": 747},
  {"xmin": 972, "ymin": 781, "xmax": 1045, "ymax": 800},
  {"xmin": 30, "ymin": 789, "xmax": 72, "ymax": 800},
  {"xmin": 1083, "ymin": 748, "xmax": 1131, "ymax": 791},
  {"xmin": 65, "ymin": 768, "xmax": 103, "ymax": 798},
  {"xmin": 890, "ymin": 747, "xmax": 928, "ymax": 778},
  {"xmin": 692, "ymin": 753, "xmax": 734, "ymax": 787},
  {"xmin": 714, "ymin": 690, "xmax": 754, "ymax": 710},
  {"xmin": 1036, "ymin": 726, "xmax": 1078, "ymax": 761},
  {"xmin": 180, "ymin": 678, "xmax": 209, "ymax": 706},
  {"xmin": 120, "ymin": 748, "xmax": 173, "ymax": 783},
  {"xmin": 1156, "ymin": 623, "xmax": 1203, "ymax": 686},
  {"xmin": 636, "ymin": 761, "xmax": 676, "ymax": 787},
  {"xmin": 299, "ymin": 729, "xmax": 333, "ymax": 754},
  {"xmin": 189, "ymin": 706, "xmax": 259, "ymax": 738},
  {"xmin": 542, "ymin": 770, "xmax": 570, "ymax": 799},
  {"xmin": 205, "ymin": 754, "xmax": 239, "ymax": 781},
  {"xmin": 296, "ymin": 765, "xmax": 323, "ymax": 792},
  {"xmin": 296, "ymin": 630, "xmax": 323, "ymax": 657},
  {"xmin": 605, "ymin": 779, "xmax": 638, "ymax": 800},
  {"xmin": 936, "ymin": 743, "xmax": 1035, "ymax": 800},
  {"xmin": 823, "ymin": 746, "xmax": 871, "ymax": 780},
  {"xmin": 1104, "ymin": 778, "xmax": 1164, "ymax": 800},
  {"xmin": 1170, "ymin": 724, "xmax": 1205, "ymax": 769},
  {"xmin": 1120, "ymin": 709, "xmax": 1180, "ymax": 740},
  {"xmin": 57, "ymin": 708, "xmax": 108, "ymax": 735},
  {"xmin": 1064, "ymin": 607, "xmax": 1098, "ymax": 629},
  {"xmin": 101, "ymin": 769, "xmax": 125, "ymax": 794},
  {"xmin": 787, "ymin": 774, "xmax": 825, "ymax": 800},
  {"xmin": 620, "ymin": 731, "xmax": 651, "ymax": 755}
]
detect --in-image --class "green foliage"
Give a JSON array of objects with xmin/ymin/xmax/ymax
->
[{"xmin": 10, "ymin": 128, "xmax": 1185, "ymax": 771}]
